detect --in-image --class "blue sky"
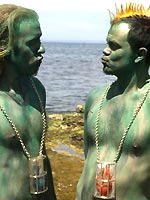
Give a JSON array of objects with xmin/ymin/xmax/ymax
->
[{"xmin": 0, "ymin": 0, "xmax": 149, "ymax": 42}]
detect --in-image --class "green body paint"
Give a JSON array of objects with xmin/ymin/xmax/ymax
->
[
  {"xmin": 76, "ymin": 4, "xmax": 150, "ymax": 199},
  {"xmin": 0, "ymin": 4, "xmax": 56, "ymax": 200}
]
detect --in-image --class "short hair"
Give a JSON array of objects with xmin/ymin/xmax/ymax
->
[
  {"xmin": 0, "ymin": 4, "xmax": 39, "ymax": 59},
  {"xmin": 109, "ymin": 3, "xmax": 150, "ymax": 64}
]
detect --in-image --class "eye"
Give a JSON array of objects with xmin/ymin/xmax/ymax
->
[
  {"xmin": 27, "ymin": 38, "xmax": 41, "ymax": 46},
  {"xmin": 108, "ymin": 41, "xmax": 121, "ymax": 51},
  {"xmin": 27, "ymin": 38, "xmax": 41, "ymax": 52}
]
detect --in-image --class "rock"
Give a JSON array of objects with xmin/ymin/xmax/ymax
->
[{"xmin": 76, "ymin": 105, "xmax": 85, "ymax": 113}]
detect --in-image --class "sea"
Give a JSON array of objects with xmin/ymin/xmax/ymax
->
[{"xmin": 37, "ymin": 42, "xmax": 116, "ymax": 113}]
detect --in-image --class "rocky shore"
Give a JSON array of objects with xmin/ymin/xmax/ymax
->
[{"xmin": 46, "ymin": 111, "xmax": 84, "ymax": 200}]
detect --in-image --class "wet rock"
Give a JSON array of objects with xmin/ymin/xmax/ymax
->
[{"xmin": 46, "ymin": 112, "xmax": 84, "ymax": 200}]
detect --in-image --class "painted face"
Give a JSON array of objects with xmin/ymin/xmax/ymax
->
[
  {"xmin": 101, "ymin": 22, "xmax": 137, "ymax": 76},
  {"xmin": 10, "ymin": 18, "xmax": 45, "ymax": 76}
]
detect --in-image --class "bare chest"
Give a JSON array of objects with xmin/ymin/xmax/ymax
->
[
  {"xmin": 87, "ymin": 95, "xmax": 150, "ymax": 158},
  {"xmin": 0, "ymin": 96, "xmax": 44, "ymax": 156}
]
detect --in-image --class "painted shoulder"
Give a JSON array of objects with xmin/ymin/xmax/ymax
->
[
  {"xmin": 85, "ymin": 83, "xmax": 109, "ymax": 113},
  {"xmin": 31, "ymin": 76, "xmax": 46, "ymax": 106},
  {"xmin": 31, "ymin": 76, "xmax": 45, "ymax": 91}
]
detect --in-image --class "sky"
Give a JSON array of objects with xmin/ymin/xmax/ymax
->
[{"xmin": 0, "ymin": 0, "xmax": 150, "ymax": 42}]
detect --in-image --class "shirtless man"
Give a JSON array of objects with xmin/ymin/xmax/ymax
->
[
  {"xmin": 76, "ymin": 3, "xmax": 150, "ymax": 200},
  {"xmin": 0, "ymin": 4, "xmax": 56, "ymax": 200}
]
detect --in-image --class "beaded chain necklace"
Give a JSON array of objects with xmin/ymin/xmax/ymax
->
[
  {"xmin": 94, "ymin": 83, "xmax": 150, "ymax": 199},
  {"xmin": 0, "ymin": 77, "xmax": 48, "ymax": 195}
]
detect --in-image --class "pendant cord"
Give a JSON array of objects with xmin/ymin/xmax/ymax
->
[
  {"xmin": 95, "ymin": 83, "xmax": 150, "ymax": 163},
  {"xmin": 95, "ymin": 85, "xmax": 111, "ymax": 163},
  {"xmin": 0, "ymin": 105, "xmax": 31, "ymax": 158},
  {"xmin": 30, "ymin": 78, "xmax": 47, "ymax": 156},
  {"xmin": 0, "ymin": 77, "xmax": 47, "ymax": 159}
]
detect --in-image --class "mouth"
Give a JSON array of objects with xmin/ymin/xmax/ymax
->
[
  {"xmin": 101, "ymin": 57, "xmax": 108, "ymax": 64},
  {"xmin": 34, "ymin": 55, "xmax": 43, "ymax": 67},
  {"xmin": 101, "ymin": 57, "xmax": 112, "ymax": 71},
  {"xmin": 37, "ymin": 55, "xmax": 43, "ymax": 62},
  {"xmin": 28, "ymin": 53, "xmax": 44, "ymax": 69}
]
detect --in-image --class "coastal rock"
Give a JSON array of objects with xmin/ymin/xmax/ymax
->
[{"xmin": 46, "ymin": 112, "xmax": 84, "ymax": 200}]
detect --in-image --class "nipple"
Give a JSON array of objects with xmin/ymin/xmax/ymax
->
[{"xmin": 132, "ymin": 143, "xmax": 142, "ymax": 156}]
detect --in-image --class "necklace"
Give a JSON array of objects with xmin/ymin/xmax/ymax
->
[
  {"xmin": 94, "ymin": 83, "xmax": 150, "ymax": 199},
  {"xmin": 0, "ymin": 77, "xmax": 48, "ymax": 195}
]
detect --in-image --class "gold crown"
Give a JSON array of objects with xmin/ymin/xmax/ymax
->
[{"xmin": 110, "ymin": 3, "xmax": 150, "ymax": 22}]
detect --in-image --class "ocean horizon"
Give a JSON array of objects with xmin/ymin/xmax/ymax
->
[{"xmin": 37, "ymin": 41, "xmax": 116, "ymax": 113}]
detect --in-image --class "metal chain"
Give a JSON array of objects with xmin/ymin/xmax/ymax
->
[
  {"xmin": 113, "ymin": 87, "xmax": 150, "ymax": 162},
  {"xmin": 0, "ymin": 78, "xmax": 47, "ymax": 159},
  {"xmin": 95, "ymin": 84, "xmax": 111, "ymax": 163},
  {"xmin": 95, "ymin": 83, "xmax": 150, "ymax": 163},
  {"xmin": 0, "ymin": 105, "xmax": 31, "ymax": 158},
  {"xmin": 30, "ymin": 78, "xmax": 47, "ymax": 155}
]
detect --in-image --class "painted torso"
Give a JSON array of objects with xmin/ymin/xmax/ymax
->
[
  {"xmin": 0, "ymin": 79, "xmax": 46, "ymax": 200},
  {"xmin": 76, "ymin": 84, "xmax": 150, "ymax": 200}
]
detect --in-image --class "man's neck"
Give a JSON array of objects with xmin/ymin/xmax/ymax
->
[
  {"xmin": 117, "ymin": 65, "xmax": 150, "ymax": 89},
  {"xmin": 0, "ymin": 73, "xmax": 30, "ymax": 94},
  {"xmin": 107, "ymin": 69, "xmax": 150, "ymax": 99}
]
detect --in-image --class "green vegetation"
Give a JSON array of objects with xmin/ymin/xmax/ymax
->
[{"xmin": 46, "ymin": 112, "xmax": 84, "ymax": 200}]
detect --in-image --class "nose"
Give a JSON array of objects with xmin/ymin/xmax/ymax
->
[
  {"xmin": 38, "ymin": 43, "xmax": 45, "ymax": 54},
  {"xmin": 103, "ymin": 46, "xmax": 111, "ymax": 56}
]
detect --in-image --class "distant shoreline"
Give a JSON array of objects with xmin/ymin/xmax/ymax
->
[
  {"xmin": 46, "ymin": 110, "xmax": 78, "ymax": 114},
  {"xmin": 42, "ymin": 40, "xmax": 105, "ymax": 44},
  {"xmin": 46, "ymin": 105, "xmax": 84, "ymax": 115}
]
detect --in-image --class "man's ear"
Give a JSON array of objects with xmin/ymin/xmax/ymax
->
[{"xmin": 135, "ymin": 47, "xmax": 147, "ymax": 63}]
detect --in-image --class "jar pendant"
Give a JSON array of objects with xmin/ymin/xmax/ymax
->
[
  {"xmin": 29, "ymin": 154, "xmax": 48, "ymax": 194},
  {"xmin": 94, "ymin": 162, "xmax": 116, "ymax": 199}
]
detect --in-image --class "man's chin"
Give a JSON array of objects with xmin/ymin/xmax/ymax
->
[
  {"xmin": 33, "ymin": 71, "xmax": 39, "ymax": 76},
  {"xmin": 103, "ymin": 67, "xmax": 113, "ymax": 75},
  {"xmin": 31, "ymin": 64, "xmax": 40, "ymax": 76},
  {"xmin": 25, "ymin": 68, "xmax": 39, "ymax": 76}
]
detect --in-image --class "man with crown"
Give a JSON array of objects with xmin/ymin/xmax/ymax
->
[{"xmin": 76, "ymin": 3, "xmax": 150, "ymax": 200}]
